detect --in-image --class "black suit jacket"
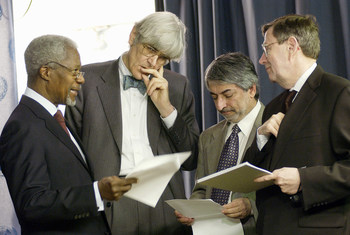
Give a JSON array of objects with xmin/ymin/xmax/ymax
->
[
  {"xmin": 0, "ymin": 96, "xmax": 110, "ymax": 235},
  {"xmin": 245, "ymin": 65, "xmax": 350, "ymax": 235}
]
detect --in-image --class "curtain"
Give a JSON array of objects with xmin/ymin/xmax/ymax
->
[
  {"xmin": 157, "ymin": 0, "xmax": 350, "ymax": 131},
  {"xmin": 156, "ymin": 0, "xmax": 350, "ymax": 196},
  {"xmin": 0, "ymin": 0, "xmax": 21, "ymax": 234}
]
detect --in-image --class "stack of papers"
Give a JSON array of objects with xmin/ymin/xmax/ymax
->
[
  {"xmin": 124, "ymin": 151, "xmax": 191, "ymax": 207},
  {"xmin": 196, "ymin": 162, "xmax": 273, "ymax": 193}
]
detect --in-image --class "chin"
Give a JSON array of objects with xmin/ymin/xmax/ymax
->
[{"xmin": 66, "ymin": 96, "xmax": 76, "ymax": 106}]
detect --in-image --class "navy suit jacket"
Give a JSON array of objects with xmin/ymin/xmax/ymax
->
[{"xmin": 0, "ymin": 96, "xmax": 110, "ymax": 235}]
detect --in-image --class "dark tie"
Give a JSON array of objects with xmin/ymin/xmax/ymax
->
[
  {"xmin": 211, "ymin": 124, "xmax": 240, "ymax": 205},
  {"xmin": 54, "ymin": 110, "xmax": 70, "ymax": 136},
  {"xmin": 284, "ymin": 90, "xmax": 297, "ymax": 113},
  {"xmin": 123, "ymin": 75, "xmax": 147, "ymax": 95}
]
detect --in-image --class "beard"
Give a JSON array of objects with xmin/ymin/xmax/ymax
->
[{"xmin": 66, "ymin": 93, "xmax": 76, "ymax": 106}]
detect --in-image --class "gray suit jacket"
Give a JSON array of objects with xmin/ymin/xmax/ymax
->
[
  {"xmin": 65, "ymin": 59, "xmax": 199, "ymax": 234},
  {"xmin": 191, "ymin": 102, "xmax": 264, "ymax": 235}
]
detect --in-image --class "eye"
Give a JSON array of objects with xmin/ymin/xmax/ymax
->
[
  {"xmin": 146, "ymin": 45, "xmax": 157, "ymax": 53},
  {"xmin": 211, "ymin": 94, "xmax": 218, "ymax": 100}
]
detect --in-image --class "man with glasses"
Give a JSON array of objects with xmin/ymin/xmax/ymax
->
[
  {"xmin": 0, "ymin": 34, "xmax": 137, "ymax": 234},
  {"xmin": 244, "ymin": 14, "xmax": 350, "ymax": 234},
  {"xmin": 65, "ymin": 12, "xmax": 199, "ymax": 235}
]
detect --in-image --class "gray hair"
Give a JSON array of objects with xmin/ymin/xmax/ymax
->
[
  {"xmin": 133, "ymin": 11, "xmax": 186, "ymax": 62},
  {"xmin": 205, "ymin": 52, "xmax": 260, "ymax": 99},
  {"xmin": 262, "ymin": 14, "xmax": 320, "ymax": 59},
  {"xmin": 25, "ymin": 35, "xmax": 77, "ymax": 79}
]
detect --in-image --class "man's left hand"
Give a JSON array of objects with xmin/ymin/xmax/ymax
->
[{"xmin": 222, "ymin": 198, "xmax": 252, "ymax": 219}]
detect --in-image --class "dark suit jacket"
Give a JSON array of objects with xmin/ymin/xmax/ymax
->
[
  {"xmin": 245, "ymin": 65, "xmax": 350, "ymax": 235},
  {"xmin": 65, "ymin": 59, "xmax": 199, "ymax": 234},
  {"xmin": 0, "ymin": 96, "xmax": 110, "ymax": 235},
  {"xmin": 191, "ymin": 102, "xmax": 264, "ymax": 235}
]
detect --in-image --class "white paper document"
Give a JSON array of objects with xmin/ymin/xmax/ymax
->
[
  {"xmin": 124, "ymin": 151, "xmax": 191, "ymax": 207},
  {"xmin": 166, "ymin": 199, "xmax": 244, "ymax": 235}
]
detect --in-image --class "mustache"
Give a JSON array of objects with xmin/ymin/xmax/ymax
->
[{"xmin": 219, "ymin": 107, "xmax": 236, "ymax": 114}]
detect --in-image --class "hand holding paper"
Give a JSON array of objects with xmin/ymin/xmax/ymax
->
[
  {"xmin": 166, "ymin": 199, "xmax": 243, "ymax": 235},
  {"xmin": 124, "ymin": 151, "xmax": 191, "ymax": 207}
]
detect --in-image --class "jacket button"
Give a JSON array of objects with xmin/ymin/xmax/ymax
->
[{"xmin": 106, "ymin": 202, "xmax": 112, "ymax": 207}]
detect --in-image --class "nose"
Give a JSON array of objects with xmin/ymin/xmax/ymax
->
[
  {"xmin": 147, "ymin": 55, "xmax": 158, "ymax": 67},
  {"xmin": 77, "ymin": 74, "xmax": 85, "ymax": 85},
  {"xmin": 216, "ymin": 96, "xmax": 226, "ymax": 111},
  {"xmin": 259, "ymin": 53, "xmax": 267, "ymax": 65}
]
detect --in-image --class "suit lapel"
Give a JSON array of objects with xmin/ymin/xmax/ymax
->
[
  {"xmin": 48, "ymin": 119, "xmax": 90, "ymax": 170},
  {"xmin": 96, "ymin": 60, "xmax": 123, "ymax": 153},
  {"xmin": 21, "ymin": 96, "xmax": 90, "ymax": 170},
  {"xmin": 270, "ymin": 66, "xmax": 323, "ymax": 169},
  {"xmin": 208, "ymin": 121, "xmax": 229, "ymax": 173},
  {"xmin": 147, "ymin": 99, "xmax": 162, "ymax": 154}
]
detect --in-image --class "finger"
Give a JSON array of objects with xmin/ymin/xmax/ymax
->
[
  {"xmin": 141, "ymin": 67, "xmax": 160, "ymax": 78},
  {"xmin": 254, "ymin": 174, "xmax": 276, "ymax": 182},
  {"xmin": 124, "ymin": 177, "xmax": 138, "ymax": 184},
  {"xmin": 159, "ymin": 66, "xmax": 164, "ymax": 76}
]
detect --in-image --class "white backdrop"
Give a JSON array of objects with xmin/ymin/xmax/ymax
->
[{"xmin": 0, "ymin": 0, "xmax": 20, "ymax": 234}]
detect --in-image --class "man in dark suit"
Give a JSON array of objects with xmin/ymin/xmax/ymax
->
[
  {"xmin": 244, "ymin": 14, "xmax": 350, "ymax": 235},
  {"xmin": 0, "ymin": 35, "xmax": 137, "ymax": 235},
  {"xmin": 175, "ymin": 52, "xmax": 264, "ymax": 235},
  {"xmin": 65, "ymin": 12, "xmax": 199, "ymax": 234}
]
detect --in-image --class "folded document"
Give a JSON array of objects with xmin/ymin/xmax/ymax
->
[
  {"xmin": 197, "ymin": 162, "xmax": 273, "ymax": 193},
  {"xmin": 124, "ymin": 151, "xmax": 191, "ymax": 207}
]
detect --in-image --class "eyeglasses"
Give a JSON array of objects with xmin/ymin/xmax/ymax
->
[
  {"xmin": 46, "ymin": 61, "xmax": 85, "ymax": 79},
  {"xmin": 261, "ymin": 41, "xmax": 279, "ymax": 57},
  {"xmin": 141, "ymin": 44, "xmax": 170, "ymax": 65}
]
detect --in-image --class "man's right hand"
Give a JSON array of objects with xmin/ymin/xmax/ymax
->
[
  {"xmin": 98, "ymin": 176, "xmax": 137, "ymax": 201},
  {"xmin": 258, "ymin": 112, "xmax": 285, "ymax": 138},
  {"xmin": 174, "ymin": 210, "xmax": 194, "ymax": 226}
]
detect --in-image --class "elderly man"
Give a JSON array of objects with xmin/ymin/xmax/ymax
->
[
  {"xmin": 245, "ymin": 14, "xmax": 350, "ymax": 234},
  {"xmin": 0, "ymin": 35, "xmax": 136, "ymax": 234},
  {"xmin": 65, "ymin": 12, "xmax": 199, "ymax": 234}
]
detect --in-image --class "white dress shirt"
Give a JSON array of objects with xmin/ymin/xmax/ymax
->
[
  {"xmin": 118, "ymin": 54, "xmax": 177, "ymax": 175},
  {"xmin": 222, "ymin": 101, "xmax": 262, "ymax": 204}
]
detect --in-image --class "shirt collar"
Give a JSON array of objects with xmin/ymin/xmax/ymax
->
[
  {"xmin": 24, "ymin": 87, "xmax": 58, "ymax": 116},
  {"xmin": 291, "ymin": 62, "xmax": 317, "ymax": 92}
]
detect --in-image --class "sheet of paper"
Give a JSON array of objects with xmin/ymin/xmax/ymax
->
[
  {"xmin": 124, "ymin": 151, "xmax": 191, "ymax": 207},
  {"xmin": 166, "ymin": 199, "xmax": 244, "ymax": 235}
]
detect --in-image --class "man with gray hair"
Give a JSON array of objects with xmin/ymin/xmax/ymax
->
[
  {"xmin": 65, "ymin": 12, "xmax": 199, "ymax": 234},
  {"xmin": 176, "ymin": 52, "xmax": 264, "ymax": 235},
  {"xmin": 0, "ymin": 34, "xmax": 137, "ymax": 234}
]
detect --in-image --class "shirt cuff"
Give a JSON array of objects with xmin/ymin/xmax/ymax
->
[
  {"xmin": 93, "ymin": 181, "xmax": 104, "ymax": 211},
  {"xmin": 161, "ymin": 108, "xmax": 177, "ymax": 128},
  {"xmin": 256, "ymin": 128, "xmax": 269, "ymax": 150}
]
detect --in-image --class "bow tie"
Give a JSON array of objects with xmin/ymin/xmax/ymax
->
[{"xmin": 123, "ymin": 75, "xmax": 146, "ymax": 95}]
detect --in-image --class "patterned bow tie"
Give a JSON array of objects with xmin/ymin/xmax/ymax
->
[{"xmin": 123, "ymin": 75, "xmax": 146, "ymax": 95}]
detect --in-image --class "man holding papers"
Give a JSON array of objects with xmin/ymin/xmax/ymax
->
[
  {"xmin": 65, "ymin": 12, "xmax": 199, "ymax": 235},
  {"xmin": 176, "ymin": 52, "xmax": 264, "ymax": 235},
  {"xmin": 245, "ymin": 14, "xmax": 350, "ymax": 235}
]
